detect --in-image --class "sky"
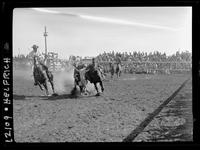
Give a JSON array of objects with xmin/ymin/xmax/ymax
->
[{"xmin": 13, "ymin": 7, "xmax": 192, "ymax": 59}]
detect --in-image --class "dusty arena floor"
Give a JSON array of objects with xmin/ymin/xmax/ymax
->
[{"xmin": 13, "ymin": 69, "xmax": 192, "ymax": 142}]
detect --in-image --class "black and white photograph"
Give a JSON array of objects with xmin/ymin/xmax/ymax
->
[{"xmin": 12, "ymin": 7, "xmax": 192, "ymax": 142}]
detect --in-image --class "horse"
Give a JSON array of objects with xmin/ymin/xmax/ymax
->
[
  {"xmin": 73, "ymin": 65, "xmax": 104, "ymax": 96},
  {"xmin": 109, "ymin": 62, "xmax": 122, "ymax": 78},
  {"xmin": 115, "ymin": 63, "xmax": 122, "ymax": 78},
  {"xmin": 33, "ymin": 56, "xmax": 56, "ymax": 96}
]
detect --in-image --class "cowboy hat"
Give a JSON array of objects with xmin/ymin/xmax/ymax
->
[{"xmin": 32, "ymin": 44, "xmax": 39, "ymax": 49}]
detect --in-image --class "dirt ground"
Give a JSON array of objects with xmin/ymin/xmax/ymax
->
[
  {"xmin": 13, "ymin": 69, "xmax": 192, "ymax": 142},
  {"xmin": 134, "ymin": 78, "xmax": 193, "ymax": 142}
]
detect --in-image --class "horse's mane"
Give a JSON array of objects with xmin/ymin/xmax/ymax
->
[{"xmin": 39, "ymin": 63, "xmax": 48, "ymax": 71}]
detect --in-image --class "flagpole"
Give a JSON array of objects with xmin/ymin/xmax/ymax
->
[{"xmin": 44, "ymin": 26, "xmax": 48, "ymax": 62}]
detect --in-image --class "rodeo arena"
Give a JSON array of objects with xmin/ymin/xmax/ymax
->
[{"xmin": 13, "ymin": 30, "xmax": 192, "ymax": 142}]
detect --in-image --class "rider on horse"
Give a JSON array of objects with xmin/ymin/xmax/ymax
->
[
  {"xmin": 28, "ymin": 44, "xmax": 50, "ymax": 86},
  {"xmin": 115, "ymin": 54, "xmax": 122, "ymax": 77},
  {"xmin": 115, "ymin": 54, "xmax": 122, "ymax": 65}
]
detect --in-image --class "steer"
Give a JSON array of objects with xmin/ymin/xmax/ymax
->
[{"xmin": 73, "ymin": 64, "xmax": 104, "ymax": 96}]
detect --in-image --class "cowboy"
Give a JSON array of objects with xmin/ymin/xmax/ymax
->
[
  {"xmin": 86, "ymin": 58, "xmax": 106, "ymax": 80},
  {"xmin": 115, "ymin": 54, "xmax": 122, "ymax": 65},
  {"xmin": 28, "ymin": 44, "xmax": 49, "ymax": 86},
  {"xmin": 28, "ymin": 45, "xmax": 43, "ymax": 64},
  {"xmin": 85, "ymin": 58, "xmax": 96, "ymax": 71},
  {"xmin": 83, "ymin": 58, "xmax": 96, "ymax": 81}
]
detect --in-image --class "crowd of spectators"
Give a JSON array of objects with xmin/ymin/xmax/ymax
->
[
  {"xmin": 13, "ymin": 50, "xmax": 192, "ymax": 74},
  {"xmin": 96, "ymin": 50, "xmax": 192, "ymax": 62},
  {"xmin": 96, "ymin": 50, "xmax": 192, "ymax": 74}
]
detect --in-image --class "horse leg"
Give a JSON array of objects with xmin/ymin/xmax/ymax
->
[
  {"xmin": 49, "ymin": 80, "xmax": 55, "ymax": 94},
  {"xmin": 43, "ymin": 82, "xmax": 49, "ymax": 96},
  {"xmin": 46, "ymin": 71, "xmax": 55, "ymax": 94},
  {"xmin": 94, "ymin": 83, "xmax": 100, "ymax": 96},
  {"xmin": 38, "ymin": 83, "xmax": 43, "ymax": 91},
  {"xmin": 116, "ymin": 68, "xmax": 119, "ymax": 78},
  {"xmin": 33, "ymin": 68, "xmax": 38, "ymax": 86},
  {"xmin": 111, "ymin": 72, "xmax": 113, "ymax": 78},
  {"xmin": 99, "ymin": 81, "xmax": 104, "ymax": 92}
]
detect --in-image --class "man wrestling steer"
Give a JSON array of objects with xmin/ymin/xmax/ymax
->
[{"xmin": 73, "ymin": 58, "xmax": 104, "ymax": 96}]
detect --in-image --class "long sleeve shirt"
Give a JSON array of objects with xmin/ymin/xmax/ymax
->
[{"xmin": 28, "ymin": 50, "xmax": 44, "ymax": 71}]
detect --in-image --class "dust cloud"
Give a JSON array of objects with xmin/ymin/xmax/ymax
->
[
  {"xmin": 13, "ymin": 65, "xmax": 98, "ymax": 95},
  {"xmin": 13, "ymin": 66, "xmax": 75, "ymax": 94},
  {"xmin": 53, "ymin": 69, "xmax": 74, "ymax": 94},
  {"xmin": 13, "ymin": 67, "xmax": 33, "ymax": 81}
]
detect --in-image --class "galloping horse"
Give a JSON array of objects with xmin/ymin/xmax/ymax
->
[{"xmin": 33, "ymin": 56, "xmax": 55, "ymax": 96}]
